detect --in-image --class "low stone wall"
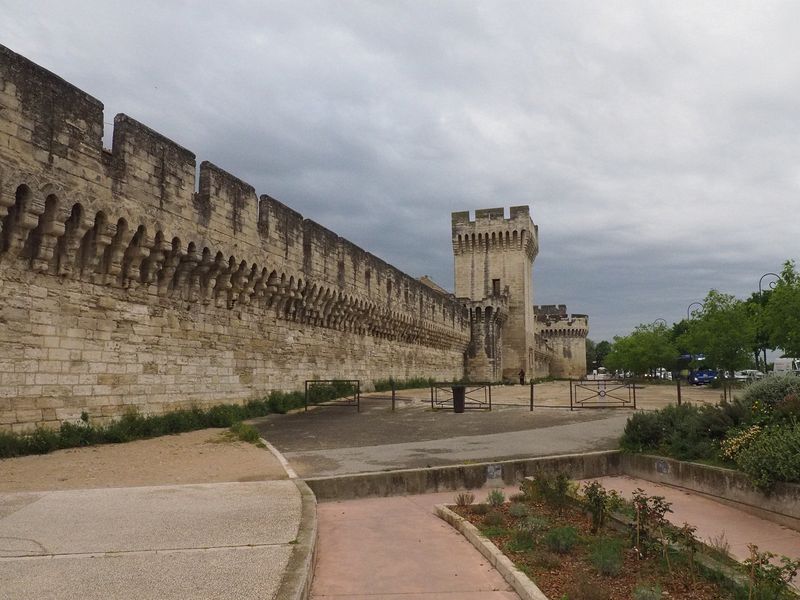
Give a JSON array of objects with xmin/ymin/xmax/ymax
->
[
  {"xmin": 306, "ymin": 451, "xmax": 621, "ymax": 501},
  {"xmin": 621, "ymin": 453, "xmax": 800, "ymax": 531}
]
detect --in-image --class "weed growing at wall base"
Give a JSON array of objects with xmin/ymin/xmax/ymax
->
[{"xmin": 0, "ymin": 386, "xmax": 342, "ymax": 459}]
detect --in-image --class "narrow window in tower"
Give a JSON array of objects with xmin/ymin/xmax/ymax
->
[{"xmin": 492, "ymin": 278, "xmax": 500, "ymax": 296}]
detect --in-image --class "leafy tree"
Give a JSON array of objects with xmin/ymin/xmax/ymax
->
[
  {"xmin": 763, "ymin": 261, "xmax": 800, "ymax": 357},
  {"xmin": 679, "ymin": 289, "xmax": 756, "ymax": 374},
  {"xmin": 595, "ymin": 340, "xmax": 612, "ymax": 366},
  {"xmin": 604, "ymin": 323, "xmax": 677, "ymax": 376}
]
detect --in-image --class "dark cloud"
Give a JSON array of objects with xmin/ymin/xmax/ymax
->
[{"xmin": 2, "ymin": 1, "xmax": 799, "ymax": 341}]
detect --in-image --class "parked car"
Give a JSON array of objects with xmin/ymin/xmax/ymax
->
[
  {"xmin": 733, "ymin": 369, "xmax": 764, "ymax": 382},
  {"xmin": 688, "ymin": 368, "xmax": 717, "ymax": 385}
]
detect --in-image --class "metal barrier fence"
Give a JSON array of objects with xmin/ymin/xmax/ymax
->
[
  {"xmin": 304, "ymin": 379, "xmax": 361, "ymax": 412},
  {"xmin": 569, "ymin": 378, "xmax": 636, "ymax": 410},
  {"xmin": 430, "ymin": 382, "xmax": 492, "ymax": 411}
]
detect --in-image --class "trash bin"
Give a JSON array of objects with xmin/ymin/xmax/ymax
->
[{"xmin": 452, "ymin": 385, "xmax": 466, "ymax": 413}]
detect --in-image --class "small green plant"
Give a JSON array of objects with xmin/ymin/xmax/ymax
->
[
  {"xmin": 522, "ymin": 515, "xmax": 550, "ymax": 533},
  {"xmin": 508, "ymin": 502, "xmax": 528, "ymax": 518},
  {"xmin": 486, "ymin": 488, "xmax": 506, "ymax": 507},
  {"xmin": 544, "ymin": 526, "xmax": 578, "ymax": 554},
  {"xmin": 582, "ymin": 480, "xmax": 621, "ymax": 533},
  {"xmin": 529, "ymin": 472, "xmax": 573, "ymax": 514},
  {"xmin": 706, "ymin": 531, "xmax": 731, "ymax": 560},
  {"xmin": 744, "ymin": 543, "xmax": 800, "ymax": 600},
  {"xmin": 589, "ymin": 537, "xmax": 623, "ymax": 576},
  {"xmin": 563, "ymin": 575, "xmax": 610, "ymax": 600},
  {"xmin": 507, "ymin": 528, "xmax": 535, "ymax": 552},
  {"xmin": 631, "ymin": 489, "xmax": 673, "ymax": 563},
  {"xmin": 483, "ymin": 509, "xmax": 504, "ymax": 527},
  {"xmin": 632, "ymin": 584, "xmax": 662, "ymax": 600},
  {"xmin": 454, "ymin": 491, "xmax": 475, "ymax": 507},
  {"xmin": 471, "ymin": 503, "xmax": 489, "ymax": 515},
  {"xmin": 228, "ymin": 421, "xmax": 263, "ymax": 445},
  {"xmin": 531, "ymin": 549, "xmax": 561, "ymax": 569}
]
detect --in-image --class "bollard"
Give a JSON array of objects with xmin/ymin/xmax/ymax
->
[{"xmin": 452, "ymin": 385, "xmax": 466, "ymax": 413}]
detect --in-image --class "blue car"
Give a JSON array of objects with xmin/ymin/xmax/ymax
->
[{"xmin": 688, "ymin": 368, "xmax": 717, "ymax": 385}]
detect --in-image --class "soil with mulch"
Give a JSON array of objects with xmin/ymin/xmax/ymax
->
[{"xmin": 452, "ymin": 499, "xmax": 733, "ymax": 600}]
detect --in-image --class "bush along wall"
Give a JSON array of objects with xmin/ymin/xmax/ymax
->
[
  {"xmin": 620, "ymin": 375, "xmax": 800, "ymax": 490},
  {"xmin": 0, "ymin": 383, "xmax": 348, "ymax": 459}
]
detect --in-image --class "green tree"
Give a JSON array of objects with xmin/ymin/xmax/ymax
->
[
  {"xmin": 604, "ymin": 323, "xmax": 677, "ymax": 376},
  {"xmin": 678, "ymin": 289, "xmax": 756, "ymax": 374},
  {"xmin": 763, "ymin": 261, "xmax": 800, "ymax": 357},
  {"xmin": 586, "ymin": 339, "xmax": 613, "ymax": 370},
  {"xmin": 595, "ymin": 340, "xmax": 612, "ymax": 366}
]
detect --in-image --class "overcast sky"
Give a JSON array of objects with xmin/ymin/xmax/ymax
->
[{"xmin": 2, "ymin": 1, "xmax": 798, "ymax": 341}]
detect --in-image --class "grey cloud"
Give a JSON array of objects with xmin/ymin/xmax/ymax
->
[{"xmin": 2, "ymin": 0, "xmax": 799, "ymax": 342}]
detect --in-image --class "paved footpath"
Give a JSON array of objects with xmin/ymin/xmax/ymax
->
[
  {"xmin": 591, "ymin": 476, "xmax": 800, "ymax": 565},
  {"xmin": 1, "ymin": 476, "xmax": 302, "ymax": 600},
  {"xmin": 311, "ymin": 478, "xmax": 800, "ymax": 599},
  {"xmin": 312, "ymin": 486, "xmax": 521, "ymax": 600}
]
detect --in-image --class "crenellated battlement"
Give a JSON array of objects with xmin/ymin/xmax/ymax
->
[
  {"xmin": 0, "ymin": 45, "xmax": 471, "ymax": 430},
  {"xmin": 0, "ymin": 44, "xmax": 468, "ymax": 337},
  {"xmin": 451, "ymin": 206, "xmax": 538, "ymax": 260}
]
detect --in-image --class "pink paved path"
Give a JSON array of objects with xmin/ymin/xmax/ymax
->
[
  {"xmin": 312, "ymin": 487, "xmax": 520, "ymax": 600},
  {"xmin": 591, "ymin": 476, "xmax": 800, "ymax": 564},
  {"xmin": 312, "ymin": 478, "xmax": 800, "ymax": 598}
]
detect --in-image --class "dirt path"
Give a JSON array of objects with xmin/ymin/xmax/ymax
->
[{"xmin": 0, "ymin": 428, "xmax": 286, "ymax": 493}]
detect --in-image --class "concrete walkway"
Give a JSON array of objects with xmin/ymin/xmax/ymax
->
[
  {"xmin": 312, "ymin": 487, "xmax": 520, "ymax": 599},
  {"xmin": 0, "ymin": 481, "xmax": 302, "ymax": 600}
]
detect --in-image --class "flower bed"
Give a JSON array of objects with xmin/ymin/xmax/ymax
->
[{"xmin": 447, "ymin": 477, "xmax": 799, "ymax": 600}]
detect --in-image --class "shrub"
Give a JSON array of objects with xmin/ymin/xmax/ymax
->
[
  {"xmin": 563, "ymin": 576, "xmax": 610, "ymax": 600},
  {"xmin": 483, "ymin": 509, "xmax": 504, "ymax": 527},
  {"xmin": 486, "ymin": 488, "xmax": 505, "ymax": 507},
  {"xmin": 544, "ymin": 526, "xmax": 578, "ymax": 554},
  {"xmin": 744, "ymin": 544, "xmax": 800, "ymax": 600},
  {"xmin": 582, "ymin": 481, "xmax": 613, "ymax": 533},
  {"xmin": 0, "ymin": 391, "xmax": 306, "ymax": 459},
  {"xmin": 508, "ymin": 502, "xmax": 528, "ymax": 518},
  {"xmin": 521, "ymin": 515, "xmax": 550, "ymax": 533},
  {"xmin": 454, "ymin": 492, "xmax": 475, "ymax": 507},
  {"xmin": 589, "ymin": 538, "xmax": 623, "ymax": 576},
  {"xmin": 471, "ymin": 503, "xmax": 489, "ymax": 515},
  {"xmin": 229, "ymin": 422, "xmax": 262, "ymax": 445},
  {"xmin": 529, "ymin": 472, "xmax": 572, "ymax": 513},
  {"xmin": 740, "ymin": 375, "xmax": 800, "ymax": 415},
  {"xmin": 531, "ymin": 549, "xmax": 561, "ymax": 568},
  {"xmin": 734, "ymin": 421, "xmax": 800, "ymax": 489},
  {"xmin": 632, "ymin": 585, "xmax": 662, "ymax": 600},
  {"xmin": 720, "ymin": 425, "xmax": 763, "ymax": 461},
  {"xmin": 620, "ymin": 410, "xmax": 663, "ymax": 453},
  {"xmin": 373, "ymin": 377, "xmax": 434, "ymax": 392},
  {"xmin": 507, "ymin": 528, "xmax": 535, "ymax": 552}
]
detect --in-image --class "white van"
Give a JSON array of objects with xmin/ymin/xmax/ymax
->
[{"xmin": 773, "ymin": 357, "xmax": 800, "ymax": 374}]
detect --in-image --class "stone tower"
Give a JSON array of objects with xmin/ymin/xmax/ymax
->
[{"xmin": 452, "ymin": 207, "xmax": 538, "ymax": 380}]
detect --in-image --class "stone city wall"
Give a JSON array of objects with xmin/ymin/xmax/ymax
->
[
  {"xmin": 535, "ymin": 306, "xmax": 588, "ymax": 378},
  {"xmin": 0, "ymin": 45, "xmax": 470, "ymax": 431}
]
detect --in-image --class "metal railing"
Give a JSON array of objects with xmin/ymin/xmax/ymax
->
[
  {"xmin": 569, "ymin": 378, "xmax": 636, "ymax": 410},
  {"xmin": 429, "ymin": 382, "xmax": 492, "ymax": 411}
]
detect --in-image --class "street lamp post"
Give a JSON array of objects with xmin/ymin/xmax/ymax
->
[
  {"xmin": 758, "ymin": 272, "xmax": 781, "ymax": 372},
  {"xmin": 652, "ymin": 318, "xmax": 667, "ymax": 327},
  {"xmin": 686, "ymin": 302, "xmax": 703, "ymax": 320}
]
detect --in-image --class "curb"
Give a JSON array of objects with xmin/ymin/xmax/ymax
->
[
  {"xmin": 260, "ymin": 436, "xmax": 318, "ymax": 600},
  {"xmin": 275, "ymin": 479, "xmax": 318, "ymax": 600},
  {"xmin": 435, "ymin": 504, "xmax": 549, "ymax": 600},
  {"xmin": 306, "ymin": 451, "xmax": 621, "ymax": 501}
]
